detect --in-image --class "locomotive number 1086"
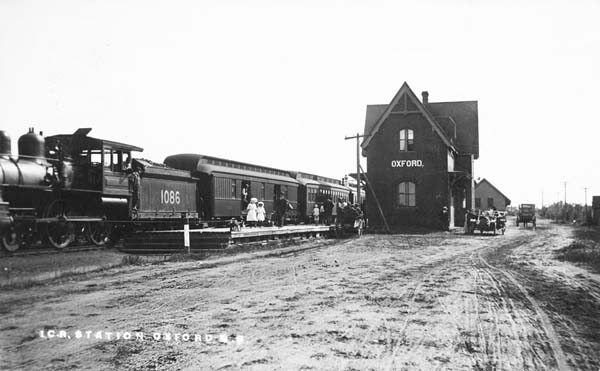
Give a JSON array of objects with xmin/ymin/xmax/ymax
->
[{"xmin": 160, "ymin": 189, "xmax": 181, "ymax": 205}]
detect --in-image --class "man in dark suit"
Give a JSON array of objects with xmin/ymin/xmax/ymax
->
[{"xmin": 275, "ymin": 194, "xmax": 290, "ymax": 227}]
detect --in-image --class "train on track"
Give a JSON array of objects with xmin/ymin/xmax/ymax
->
[{"xmin": 0, "ymin": 128, "xmax": 360, "ymax": 252}]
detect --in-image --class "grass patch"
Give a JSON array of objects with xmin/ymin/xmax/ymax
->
[
  {"xmin": 0, "ymin": 252, "xmax": 171, "ymax": 289},
  {"xmin": 120, "ymin": 254, "xmax": 146, "ymax": 266},
  {"xmin": 557, "ymin": 240, "xmax": 600, "ymax": 274},
  {"xmin": 573, "ymin": 227, "xmax": 600, "ymax": 244}
]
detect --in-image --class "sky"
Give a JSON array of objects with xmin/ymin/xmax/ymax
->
[{"xmin": 0, "ymin": 0, "xmax": 598, "ymax": 206}]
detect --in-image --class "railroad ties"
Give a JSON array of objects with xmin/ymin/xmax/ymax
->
[{"xmin": 121, "ymin": 225, "xmax": 334, "ymax": 254}]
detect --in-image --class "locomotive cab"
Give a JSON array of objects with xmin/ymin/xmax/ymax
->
[{"xmin": 46, "ymin": 128, "xmax": 143, "ymax": 194}]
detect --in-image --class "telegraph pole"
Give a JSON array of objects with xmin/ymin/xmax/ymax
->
[
  {"xmin": 584, "ymin": 187, "xmax": 588, "ymax": 223},
  {"xmin": 344, "ymin": 133, "xmax": 365, "ymax": 204},
  {"xmin": 562, "ymin": 181, "xmax": 567, "ymax": 204}
]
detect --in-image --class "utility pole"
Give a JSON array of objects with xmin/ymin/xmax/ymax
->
[
  {"xmin": 344, "ymin": 133, "xmax": 366, "ymax": 205},
  {"xmin": 562, "ymin": 181, "xmax": 567, "ymax": 204},
  {"xmin": 584, "ymin": 187, "xmax": 588, "ymax": 224},
  {"xmin": 541, "ymin": 190, "xmax": 544, "ymax": 208}
]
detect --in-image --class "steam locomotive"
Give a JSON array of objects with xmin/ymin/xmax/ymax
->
[
  {"xmin": 0, "ymin": 128, "xmax": 197, "ymax": 251},
  {"xmin": 0, "ymin": 128, "xmax": 359, "ymax": 252}
]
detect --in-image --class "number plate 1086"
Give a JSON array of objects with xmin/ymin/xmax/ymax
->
[{"xmin": 161, "ymin": 189, "xmax": 181, "ymax": 205}]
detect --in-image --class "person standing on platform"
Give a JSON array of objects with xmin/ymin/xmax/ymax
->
[
  {"xmin": 312, "ymin": 203, "xmax": 320, "ymax": 225},
  {"xmin": 256, "ymin": 201, "xmax": 266, "ymax": 227},
  {"xmin": 275, "ymin": 193, "xmax": 290, "ymax": 227},
  {"xmin": 246, "ymin": 197, "xmax": 258, "ymax": 227},
  {"xmin": 324, "ymin": 197, "xmax": 334, "ymax": 225},
  {"xmin": 319, "ymin": 204, "xmax": 325, "ymax": 224}
]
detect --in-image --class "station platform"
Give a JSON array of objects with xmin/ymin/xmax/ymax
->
[{"xmin": 122, "ymin": 224, "xmax": 334, "ymax": 253}]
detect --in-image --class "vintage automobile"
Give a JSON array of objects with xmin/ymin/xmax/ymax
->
[
  {"xmin": 476, "ymin": 210, "xmax": 499, "ymax": 235},
  {"xmin": 465, "ymin": 209, "xmax": 502, "ymax": 235},
  {"xmin": 516, "ymin": 203, "xmax": 536, "ymax": 228}
]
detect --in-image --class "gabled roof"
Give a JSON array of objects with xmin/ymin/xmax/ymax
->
[
  {"xmin": 361, "ymin": 82, "xmax": 479, "ymax": 159},
  {"xmin": 427, "ymin": 101, "xmax": 479, "ymax": 159},
  {"xmin": 363, "ymin": 104, "xmax": 387, "ymax": 141},
  {"xmin": 361, "ymin": 82, "xmax": 456, "ymax": 152},
  {"xmin": 475, "ymin": 178, "xmax": 511, "ymax": 205}
]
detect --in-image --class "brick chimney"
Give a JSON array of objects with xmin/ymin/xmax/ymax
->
[{"xmin": 422, "ymin": 91, "xmax": 429, "ymax": 104}]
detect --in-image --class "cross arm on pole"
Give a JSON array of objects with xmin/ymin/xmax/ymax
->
[{"xmin": 344, "ymin": 134, "xmax": 366, "ymax": 141}]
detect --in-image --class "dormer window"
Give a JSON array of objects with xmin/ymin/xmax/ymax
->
[{"xmin": 399, "ymin": 129, "xmax": 414, "ymax": 151}]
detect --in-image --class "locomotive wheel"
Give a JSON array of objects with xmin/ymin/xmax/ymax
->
[
  {"xmin": 44, "ymin": 199, "xmax": 75, "ymax": 249},
  {"xmin": 1, "ymin": 227, "xmax": 21, "ymax": 252},
  {"xmin": 85, "ymin": 221, "xmax": 112, "ymax": 246}
]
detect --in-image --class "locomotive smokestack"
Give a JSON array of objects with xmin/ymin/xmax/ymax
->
[
  {"xmin": 422, "ymin": 91, "xmax": 429, "ymax": 104},
  {"xmin": 0, "ymin": 130, "xmax": 11, "ymax": 156}
]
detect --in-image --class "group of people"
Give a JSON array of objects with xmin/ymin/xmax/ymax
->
[
  {"xmin": 334, "ymin": 198, "xmax": 365, "ymax": 237},
  {"xmin": 242, "ymin": 194, "xmax": 365, "ymax": 235},
  {"xmin": 244, "ymin": 194, "xmax": 293, "ymax": 228},
  {"xmin": 244, "ymin": 197, "xmax": 268, "ymax": 227},
  {"xmin": 311, "ymin": 198, "xmax": 334, "ymax": 225}
]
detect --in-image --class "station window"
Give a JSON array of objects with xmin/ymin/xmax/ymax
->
[
  {"xmin": 475, "ymin": 197, "xmax": 481, "ymax": 208},
  {"xmin": 487, "ymin": 198, "xmax": 494, "ymax": 208},
  {"xmin": 397, "ymin": 181, "xmax": 416, "ymax": 207},
  {"xmin": 399, "ymin": 129, "xmax": 414, "ymax": 151}
]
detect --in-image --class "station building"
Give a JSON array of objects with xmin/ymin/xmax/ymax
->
[
  {"xmin": 361, "ymin": 82, "xmax": 479, "ymax": 228},
  {"xmin": 474, "ymin": 178, "xmax": 511, "ymax": 211}
]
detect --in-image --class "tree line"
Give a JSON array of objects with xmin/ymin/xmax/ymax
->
[{"xmin": 539, "ymin": 202, "xmax": 592, "ymax": 224}]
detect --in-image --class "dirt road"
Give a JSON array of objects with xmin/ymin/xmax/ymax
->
[{"xmin": 2, "ymin": 219, "xmax": 600, "ymax": 370}]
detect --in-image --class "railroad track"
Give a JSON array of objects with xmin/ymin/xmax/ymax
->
[
  {"xmin": 0, "ymin": 242, "xmax": 119, "ymax": 258},
  {"xmin": 2, "ymin": 225, "xmax": 341, "ymax": 257}
]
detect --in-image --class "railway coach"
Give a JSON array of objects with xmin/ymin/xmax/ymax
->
[
  {"xmin": 164, "ymin": 154, "xmax": 299, "ymax": 224},
  {"xmin": 290, "ymin": 171, "xmax": 354, "ymax": 223}
]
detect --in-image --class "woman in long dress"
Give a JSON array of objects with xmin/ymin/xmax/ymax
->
[
  {"xmin": 246, "ymin": 197, "xmax": 258, "ymax": 227},
  {"xmin": 256, "ymin": 201, "xmax": 266, "ymax": 227}
]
